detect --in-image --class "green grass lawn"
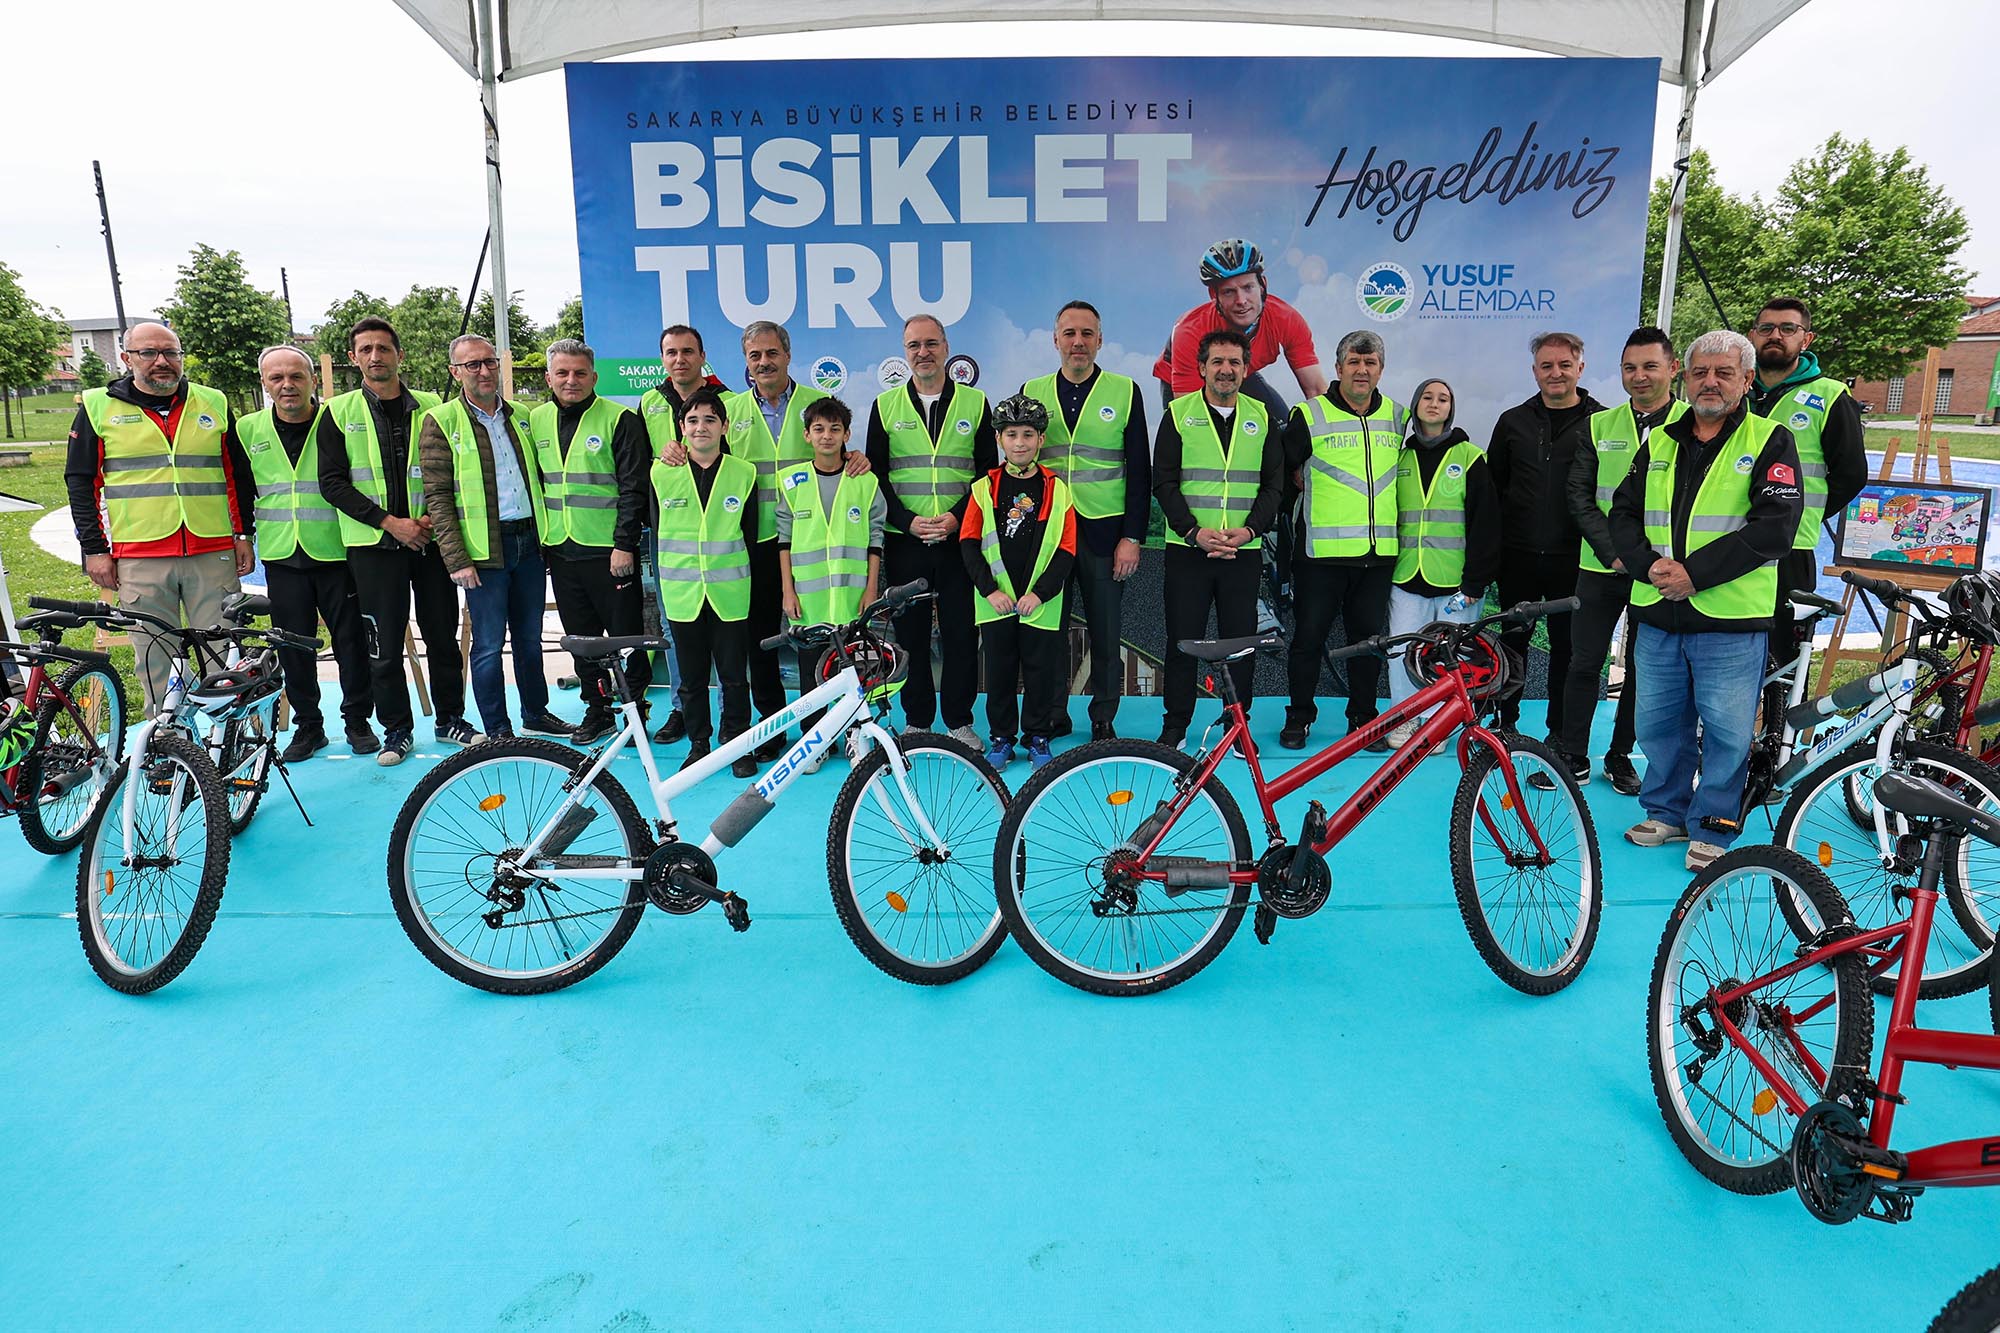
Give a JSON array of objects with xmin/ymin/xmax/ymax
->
[
  {"xmin": 0, "ymin": 444, "xmax": 139, "ymax": 702},
  {"xmin": 2, "ymin": 389, "xmax": 83, "ymax": 444},
  {"xmin": 1865, "ymin": 424, "xmax": 2000, "ymax": 463}
]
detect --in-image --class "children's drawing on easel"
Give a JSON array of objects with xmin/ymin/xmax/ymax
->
[{"xmin": 1835, "ymin": 480, "xmax": 1991, "ymax": 574}]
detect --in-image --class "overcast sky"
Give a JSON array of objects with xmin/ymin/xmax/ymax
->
[{"xmin": 5, "ymin": 0, "xmax": 1994, "ymax": 333}]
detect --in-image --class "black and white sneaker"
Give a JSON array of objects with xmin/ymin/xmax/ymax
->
[
  {"xmin": 378, "ymin": 729, "xmax": 414, "ymax": 767},
  {"xmin": 435, "ymin": 718, "xmax": 483, "ymax": 748},
  {"xmin": 1603, "ymin": 752, "xmax": 1642, "ymax": 797},
  {"xmin": 521, "ymin": 711, "xmax": 576, "ymax": 739}
]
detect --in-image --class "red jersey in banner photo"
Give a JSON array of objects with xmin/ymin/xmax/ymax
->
[{"xmin": 1153, "ymin": 294, "xmax": 1320, "ymax": 395}]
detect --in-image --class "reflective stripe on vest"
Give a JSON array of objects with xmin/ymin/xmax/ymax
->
[
  {"xmin": 970, "ymin": 472, "xmax": 1074, "ymax": 630},
  {"xmin": 1581, "ymin": 400, "xmax": 1687, "ymax": 574},
  {"xmin": 528, "ymin": 396, "xmax": 627, "ymax": 548},
  {"xmin": 651, "ymin": 452, "xmax": 756, "ymax": 621},
  {"xmin": 326, "ymin": 387, "xmax": 443, "ymax": 546},
  {"xmin": 876, "ymin": 383, "xmax": 986, "ymax": 532},
  {"xmin": 1162, "ymin": 391, "xmax": 1268, "ymax": 550},
  {"xmin": 1629, "ymin": 414, "xmax": 1781, "ymax": 621},
  {"xmin": 86, "ymin": 383, "xmax": 235, "ymax": 544},
  {"xmin": 239, "ymin": 406, "xmax": 343, "ymax": 562},
  {"xmin": 1023, "ymin": 370, "xmax": 1131, "ymax": 520},
  {"xmin": 1754, "ymin": 376, "xmax": 1846, "ymax": 550},
  {"xmin": 1391, "ymin": 441, "xmax": 1482, "ymax": 588},
  {"xmin": 724, "ymin": 383, "xmax": 829, "ymax": 543},
  {"xmin": 1299, "ymin": 393, "xmax": 1404, "ymax": 558},
  {"xmin": 779, "ymin": 464, "xmax": 877, "ymax": 624},
  {"xmin": 430, "ymin": 398, "xmax": 547, "ymax": 564}
]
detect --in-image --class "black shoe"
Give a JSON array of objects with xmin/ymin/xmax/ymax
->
[
  {"xmin": 1350, "ymin": 719, "xmax": 1391, "ymax": 753},
  {"xmin": 573, "ymin": 710, "xmax": 616, "ymax": 745},
  {"xmin": 344, "ymin": 722, "xmax": 380, "ymax": 755},
  {"xmin": 521, "ymin": 711, "xmax": 576, "ymax": 739},
  {"xmin": 731, "ymin": 752, "xmax": 758, "ymax": 778},
  {"xmin": 1279, "ymin": 715, "xmax": 1311, "ymax": 750},
  {"xmin": 1604, "ymin": 752, "xmax": 1642, "ymax": 797},
  {"xmin": 1051, "ymin": 715, "xmax": 1074, "ymax": 737},
  {"xmin": 679, "ymin": 742, "xmax": 712, "ymax": 772},
  {"xmin": 435, "ymin": 717, "xmax": 483, "ymax": 747},
  {"xmin": 1157, "ymin": 726, "xmax": 1187, "ymax": 751},
  {"xmin": 1565, "ymin": 751, "xmax": 1592, "ymax": 785},
  {"xmin": 654, "ymin": 708, "xmax": 686, "ymax": 743},
  {"xmin": 279, "ymin": 724, "xmax": 328, "ymax": 765},
  {"xmin": 753, "ymin": 733, "xmax": 788, "ymax": 763},
  {"xmin": 1090, "ymin": 721, "xmax": 1116, "ymax": 742}
]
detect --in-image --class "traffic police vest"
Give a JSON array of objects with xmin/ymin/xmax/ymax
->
[
  {"xmin": 86, "ymin": 383, "xmax": 234, "ymax": 544},
  {"xmin": 1630, "ymin": 413, "xmax": 1783, "ymax": 622},
  {"xmin": 724, "ymin": 383, "xmax": 829, "ymax": 543},
  {"xmin": 239, "ymin": 406, "xmax": 343, "ymax": 562},
  {"xmin": 1580, "ymin": 400, "xmax": 1688, "ymax": 574},
  {"xmin": 430, "ymin": 397, "xmax": 547, "ymax": 564},
  {"xmin": 1298, "ymin": 392, "xmax": 1405, "ymax": 559},
  {"xmin": 875, "ymin": 383, "xmax": 986, "ymax": 533},
  {"xmin": 1392, "ymin": 441, "xmax": 1483, "ymax": 589},
  {"xmin": 780, "ymin": 464, "xmax": 878, "ymax": 625},
  {"xmin": 1754, "ymin": 375, "xmax": 1849, "ymax": 550},
  {"xmin": 1162, "ymin": 391, "xmax": 1267, "ymax": 550},
  {"xmin": 969, "ymin": 470, "xmax": 1075, "ymax": 631},
  {"xmin": 651, "ymin": 452, "xmax": 756, "ymax": 622},
  {"xmin": 1022, "ymin": 370, "xmax": 1131, "ymax": 519},
  {"xmin": 325, "ymin": 387, "xmax": 443, "ymax": 547},
  {"xmin": 528, "ymin": 396, "xmax": 627, "ymax": 549}
]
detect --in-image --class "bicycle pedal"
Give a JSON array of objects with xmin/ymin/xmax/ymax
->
[
  {"xmin": 721, "ymin": 892, "xmax": 751, "ymax": 932},
  {"xmin": 1253, "ymin": 903, "xmax": 1278, "ymax": 945}
]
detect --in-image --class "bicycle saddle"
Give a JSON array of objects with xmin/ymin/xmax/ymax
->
[
  {"xmin": 1873, "ymin": 772, "xmax": 2000, "ymax": 848},
  {"xmin": 559, "ymin": 634, "xmax": 667, "ymax": 661},
  {"xmin": 1788, "ymin": 590, "xmax": 1842, "ymax": 616},
  {"xmin": 1178, "ymin": 632, "xmax": 1286, "ymax": 661},
  {"xmin": 221, "ymin": 592, "xmax": 271, "ymax": 624}
]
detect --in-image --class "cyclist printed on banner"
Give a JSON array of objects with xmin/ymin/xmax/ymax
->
[{"xmin": 1153, "ymin": 238, "xmax": 1329, "ymax": 423}]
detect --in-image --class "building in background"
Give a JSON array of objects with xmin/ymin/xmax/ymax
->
[{"xmin": 1851, "ymin": 296, "xmax": 2000, "ymax": 422}]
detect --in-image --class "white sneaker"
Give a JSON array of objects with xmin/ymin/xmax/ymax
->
[
  {"xmin": 1686, "ymin": 840, "xmax": 1726, "ymax": 871},
  {"xmin": 1387, "ymin": 719, "xmax": 1423, "ymax": 748},
  {"xmin": 947, "ymin": 724, "xmax": 981, "ymax": 750}
]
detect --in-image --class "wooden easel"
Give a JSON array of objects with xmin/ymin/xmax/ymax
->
[{"xmin": 1874, "ymin": 347, "xmax": 1953, "ymax": 484}]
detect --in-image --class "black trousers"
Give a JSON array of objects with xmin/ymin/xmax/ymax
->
[
  {"xmin": 885, "ymin": 532, "xmax": 978, "ymax": 731},
  {"xmin": 982, "ymin": 618, "xmax": 1069, "ymax": 743},
  {"xmin": 670, "ymin": 607, "xmax": 750, "ymax": 746},
  {"xmin": 746, "ymin": 538, "xmax": 787, "ymax": 723},
  {"xmin": 1063, "ymin": 540, "xmax": 1124, "ymax": 727},
  {"xmin": 347, "ymin": 542, "xmax": 465, "ymax": 733},
  {"xmin": 1496, "ymin": 548, "xmax": 1578, "ymax": 733},
  {"xmin": 1287, "ymin": 558, "xmax": 1395, "ymax": 726},
  {"xmin": 1163, "ymin": 545, "xmax": 1260, "ymax": 730},
  {"xmin": 265, "ymin": 557, "xmax": 372, "ymax": 732},
  {"xmin": 548, "ymin": 552, "xmax": 651, "ymax": 711},
  {"xmin": 1558, "ymin": 568, "xmax": 1638, "ymax": 760}
]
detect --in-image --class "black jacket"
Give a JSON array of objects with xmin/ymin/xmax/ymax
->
[
  {"xmin": 1746, "ymin": 361, "xmax": 1868, "ymax": 522},
  {"xmin": 1487, "ymin": 390, "xmax": 1607, "ymax": 557},
  {"xmin": 1398, "ymin": 428, "xmax": 1501, "ymax": 599},
  {"xmin": 1567, "ymin": 401, "xmax": 1676, "ymax": 574},
  {"xmin": 1608, "ymin": 402, "xmax": 1803, "ymax": 634}
]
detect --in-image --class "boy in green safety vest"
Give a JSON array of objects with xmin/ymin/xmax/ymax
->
[
  {"xmin": 1382, "ymin": 378, "xmax": 1499, "ymax": 747},
  {"xmin": 651, "ymin": 389, "xmax": 761, "ymax": 778},
  {"xmin": 959, "ymin": 395, "xmax": 1077, "ymax": 770}
]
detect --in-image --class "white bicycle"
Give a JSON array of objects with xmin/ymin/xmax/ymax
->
[{"xmin": 386, "ymin": 580, "xmax": 1012, "ymax": 993}]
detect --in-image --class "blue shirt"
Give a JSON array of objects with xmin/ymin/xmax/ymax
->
[
  {"xmin": 469, "ymin": 398, "xmax": 530, "ymax": 521},
  {"xmin": 756, "ymin": 383, "xmax": 793, "ymax": 441}
]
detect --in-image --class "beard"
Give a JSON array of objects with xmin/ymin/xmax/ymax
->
[{"xmin": 1756, "ymin": 344, "xmax": 1793, "ymax": 371}]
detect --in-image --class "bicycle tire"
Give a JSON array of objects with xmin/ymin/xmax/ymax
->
[
  {"xmin": 388, "ymin": 736, "xmax": 651, "ymax": 995},
  {"xmin": 17, "ymin": 660, "xmax": 126, "ymax": 855},
  {"xmin": 218, "ymin": 708, "xmax": 274, "ymax": 835},
  {"xmin": 1776, "ymin": 738, "xmax": 2000, "ymax": 998},
  {"xmin": 75, "ymin": 729, "xmax": 231, "ymax": 994},
  {"xmin": 1647, "ymin": 846, "xmax": 1874, "ymax": 1195},
  {"xmin": 1448, "ymin": 733, "xmax": 1602, "ymax": 995},
  {"xmin": 1932, "ymin": 1263, "xmax": 2000, "ymax": 1333},
  {"xmin": 994, "ymin": 738, "xmax": 1252, "ymax": 996},
  {"xmin": 826, "ymin": 730, "xmax": 1011, "ymax": 985}
]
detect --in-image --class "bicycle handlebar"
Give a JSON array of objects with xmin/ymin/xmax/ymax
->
[
  {"xmin": 27, "ymin": 595, "xmax": 109, "ymax": 619},
  {"xmin": 1499, "ymin": 596, "xmax": 1580, "ymax": 625},
  {"xmin": 761, "ymin": 580, "xmax": 934, "ymax": 653}
]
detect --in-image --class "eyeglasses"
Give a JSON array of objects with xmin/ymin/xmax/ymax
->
[
  {"xmin": 453, "ymin": 358, "xmax": 501, "ymax": 372},
  {"xmin": 904, "ymin": 339, "xmax": 944, "ymax": 353},
  {"xmin": 126, "ymin": 348, "xmax": 183, "ymax": 361},
  {"xmin": 1752, "ymin": 321, "xmax": 1807, "ymax": 336}
]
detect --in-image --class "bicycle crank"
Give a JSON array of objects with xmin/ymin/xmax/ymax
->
[
  {"xmin": 643, "ymin": 840, "xmax": 751, "ymax": 931},
  {"xmin": 1790, "ymin": 1100, "xmax": 1908, "ymax": 1225}
]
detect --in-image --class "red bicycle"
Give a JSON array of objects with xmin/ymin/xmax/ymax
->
[
  {"xmin": 1648, "ymin": 770, "xmax": 2000, "ymax": 1224},
  {"xmin": 0, "ymin": 600, "xmax": 126, "ymax": 854},
  {"xmin": 993, "ymin": 598, "xmax": 1602, "ymax": 996}
]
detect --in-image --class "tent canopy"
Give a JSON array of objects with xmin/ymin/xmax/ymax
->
[{"xmin": 394, "ymin": 0, "xmax": 1807, "ymax": 87}]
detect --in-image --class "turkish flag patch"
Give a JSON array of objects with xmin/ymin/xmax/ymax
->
[{"xmin": 1768, "ymin": 463, "xmax": 1796, "ymax": 485}]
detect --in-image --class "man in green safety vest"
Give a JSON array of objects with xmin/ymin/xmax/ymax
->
[
  {"xmin": 419, "ymin": 333, "xmax": 575, "ymax": 746},
  {"xmin": 534, "ymin": 339, "xmax": 653, "ymax": 745},
  {"xmin": 1021, "ymin": 300, "xmax": 1150, "ymax": 741},
  {"xmin": 243, "ymin": 346, "xmax": 376, "ymax": 761},
  {"xmin": 65, "ymin": 321, "xmax": 257, "ymax": 713},
  {"xmin": 1610, "ymin": 330, "xmax": 1802, "ymax": 873},
  {"xmin": 1152, "ymin": 329, "xmax": 1285, "ymax": 749},
  {"xmin": 317, "ymin": 317, "xmax": 472, "ymax": 765},
  {"xmin": 1559, "ymin": 327, "xmax": 1686, "ymax": 793}
]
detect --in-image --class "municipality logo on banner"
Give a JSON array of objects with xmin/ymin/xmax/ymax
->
[
  {"xmin": 811, "ymin": 356, "xmax": 846, "ymax": 392},
  {"xmin": 1357, "ymin": 263, "xmax": 1412, "ymax": 321},
  {"xmin": 879, "ymin": 357, "xmax": 911, "ymax": 390}
]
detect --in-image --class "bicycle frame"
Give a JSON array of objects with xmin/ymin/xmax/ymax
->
[{"xmin": 0, "ymin": 638, "xmax": 120, "ymax": 813}]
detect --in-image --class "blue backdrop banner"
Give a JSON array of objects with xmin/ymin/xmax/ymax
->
[{"xmin": 565, "ymin": 55, "xmax": 1657, "ymax": 438}]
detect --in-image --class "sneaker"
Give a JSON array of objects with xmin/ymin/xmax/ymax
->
[
  {"xmin": 436, "ymin": 717, "xmax": 482, "ymax": 748},
  {"xmin": 1386, "ymin": 719, "xmax": 1422, "ymax": 749},
  {"xmin": 1026, "ymin": 735, "xmax": 1054, "ymax": 769},
  {"xmin": 345, "ymin": 722, "xmax": 380, "ymax": 755},
  {"xmin": 487, "ymin": 726, "xmax": 516, "ymax": 740},
  {"xmin": 753, "ymin": 732, "xmax": 789, "ymax": 763},
  {"xmin": 1090, "ymin": 721, "xmax": 1116, "ymax": 742},
  {"xmin": 1279, "ymin": 715, "xmax": 1311, "ymax": 750},
  {"xmin": 1157, "ymin": 726, "xmax": 1187, "ymax": 751},
  {"xmin": 1051, "ymin": 715, "xmax": 1074, "ymax": 737},
  {"xmin": 521, "ymin": 711, "xmax": 576, "ymax": 738},
  {"xmin": 574, "ymin": 709, "xmax": 617, "ymax": 746},
  {"xmin": 279, "ymin": 723, "xmax": 328, "ymax": 765},
  {"xmin": 654, "ymin": 708, "xmax": 686, "ymax": 743},
  {"xmin": 1603, "ymin": 752, "xmax": 1642, "ymax": 797},
  {"xmin": 1349, "ymin": 719, "xmax": 1391, "ymax": 754},
  {"xmin": 377, "ymin": 729, "xmax": 413, "ymax": 767},
  {"xmin": 986, "ymin": 736, "xmax": 1016, "ymax": 769},
  {"xmin": 679, "ymin": 742, "xmax": 712, "ymax": 772},
  {"xmin": 1564, "ymin": 751, "xmax": 1591, "ymax": 784},
  {"xmin": 1625, "ymin": 819, "xmax": 1689, "ymax": 847},
  {"xmin": 1686, "ymin": 840, "xmax": 1726, "ymax": 871},
  {"xmin": 731, "ymin": 751, "xmax": 758, "ymax": 778},
  {"xmin": 947, "ymin": 724, "xmax": 982, "ymax": 750}
]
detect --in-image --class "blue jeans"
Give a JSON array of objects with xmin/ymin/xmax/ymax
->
[
  {"xmin": 1633, "ymin": 622, "xmax": 1764, "ymax": 846},
  {"xmin": 463, "ymin": 523, "xmax": 549, "ymax": 734}
]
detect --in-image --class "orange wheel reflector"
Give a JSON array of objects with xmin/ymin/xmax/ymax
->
[
  {"xmin": 1107, "ymin": 790, "xmax": 1134, "ymax": 806},
  {"xmin": 1817, "ymin": 842, "xmax": 1833, "ymax": 868},
  {"xmin": 1500, "ymin": 791, "xmax": 1516, "ymax": 812},
  {"xmin": 1752, "ymin": 1088, "xmax": 1779, "ymax": 1116},
  {"xmin": 103, "ymin": 871, "xmax": 115, "ymax": 898},
  {"xmin": 885, "ymin": 891, "xmax": 909, "ymax": 913},
  {"xmin": 478, "ymin": 794, "xmax": 507, "ymax": 812}
]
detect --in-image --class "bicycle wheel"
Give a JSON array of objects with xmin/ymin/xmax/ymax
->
[
  {"xmin": 1931, "ymin": 1263, "xmax": 2000, "ymax": 1333},
  {"xmin": 994, "ymin": 739, "xmax": 1252, "ymax": 996},
  {"xmin": 1448, "ymin": 734, "xmax": 1602, "ymax": 994},
  {"xmin": 1777, "ymin": 738, "xmax": 2000, "ymax": 998},
  {"xmin": 388, "ymin": 736, "xmax": 651, "ymax": 994},
  {"xmin": 75, "ymin": 730, "xmax": 231, "ymax": 994},
  {"xmin": 1647, "ymin": 846, "xmax": 1874, "ymax": 1195},
  {"xmin": 1840, "ymin": 648, "xmax": 1964, "ymax": 826},
  {"xmin": 218, "ymin": 707, "xmax": 274, "ymax": 835},
  {"xmin": 827, "ymin": 730, "xmax": 1011, "ymax": 984},
  {"xmin": 17, "ymin": 661, "xmax": 126, "ymax": 855}
]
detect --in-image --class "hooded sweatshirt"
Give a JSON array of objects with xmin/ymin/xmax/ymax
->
[{"xmin": 1745, "ymin": 348, "xmax": 1868, "ymax": 529}]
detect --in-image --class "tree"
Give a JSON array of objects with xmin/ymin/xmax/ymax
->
[
  {"xmin": 1747, "ymin": 135, "xmax": 1972, "ymax": 384},
  {"xmin": 472, "ymin": 289, "xmax": 540, "ymax": 357},
  {"xmin": 312, "ymin": 289, "xmax": 392, "ymax": 368},
  {"xmin": 549, "ymin": 296, "xmax": 585, "ymax": 346},
  {"xmin": 159, "ymin": 244, "xmax": 290, "ymax": 405},
  {"xmin": 387, "ymin": 284, "xmax": 465, "ymax": 395},
  {"xmin": 77, "ymin": 345, "xmax": 112, "ymax": 388},
  {"xmin": 0, "ymin": 262, "xmax": 66, "ymax": 438},
  {"xmin": 1641, "ymin": 150, "xmax": 1766, "ymax": 338}
]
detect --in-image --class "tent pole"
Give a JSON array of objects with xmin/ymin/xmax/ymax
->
[
  {"xmin": 1655, "ymin": 0, "xmax": 1707, "ymax": 340},
  {"xmin": 475, "ymin": 0, "xmax": 514, "ymax": 399}
]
